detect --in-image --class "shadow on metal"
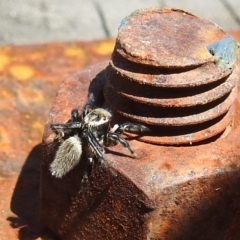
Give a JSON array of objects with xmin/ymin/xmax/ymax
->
[{"xmin": 9, "ymin": 144, "xmax": 59, "ymax": 240}]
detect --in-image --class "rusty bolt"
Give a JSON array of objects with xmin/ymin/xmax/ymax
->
[
  {"xmin": 104, "ymin": 8, "xmax": 239, "ymax": 145},
  {"xmin": 41, "ymin": 8, "xmax": 240, "ymax": 240}
]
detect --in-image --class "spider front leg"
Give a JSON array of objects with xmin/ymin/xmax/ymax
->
[
  {"xmin": 71, "ymin": 108, "xmax": 81, "ymax": 121},
  {"xmin": 82, "ymin": 103, "xmax": 92, "ymax": 118},
  {"xmin": 83, "ymin": 129, "xmax": 116, "ymax": 175},
  {"xmin": 113, "ymin": 121, "xmax": 152, "ymax": 134},
  {"xmin": 51, "ymin": 122, "xmax": 82, "ymax": 130},
  {"xmin": 83, "ymin": 129, "xmax": 117, "ymax": 177},
  {"xmin": 51, "ymin": 109, "xmax": 82, "ymax": 131},
  {"xmin": 105, "ymin": 132, "xmax": 137, "ymax": 158},
  {"xmin": 50, "ymin": 121, "xmax": 82, "ymax": 142},
  {"xmin": 107, "ymin": 121, "xmax": 152, "ymax": 158},
  {"xmin": 50, "ymin": 108, "xmax": 81, "ymax": 140},
  {"xmin": 81, "ymin": 157, "xmax": 94, "ymax": 185}
]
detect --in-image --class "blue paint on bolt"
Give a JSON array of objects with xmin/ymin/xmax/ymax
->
[
  {"xmin": 207, "ymin": 36, "xmax": 239, "ymax": 70},
  {"xmin": 118, "ymin": 18, "xmax": 128, "ymax": 30}
]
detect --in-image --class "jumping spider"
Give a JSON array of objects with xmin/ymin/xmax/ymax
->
[{"xmin": 50, "ymin": 105, "xmax": 147, "ymax": 181}]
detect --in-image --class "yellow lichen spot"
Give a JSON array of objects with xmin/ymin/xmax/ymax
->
[
  {"xmin": 9, "ymin": 64, "xmax": 35, "ymax": 81},
  {"xmin": 0, "ymin": 54, "xmax": 10, "ymax": 72},
  {"xmin": 64, "ymin": 46, "xmax": 85, "ymax": 58},
  {"xmin": 93, "ymin": 39, "xmax": 115, "ymax": 56}
]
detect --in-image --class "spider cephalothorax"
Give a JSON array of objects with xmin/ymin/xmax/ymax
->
[{"xmin": 49, "ymin": 106, "xmax": 139, "ymax": 181}]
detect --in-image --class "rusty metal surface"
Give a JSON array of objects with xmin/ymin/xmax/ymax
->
[
  {"xmin": 42, "ymin": 61, "xmax": 240, "ymax": 239},
  {"xmin": 116, "ymin": 8, "xmax": 228, "ymax": 68},
  {"xmin": 0, "ymin": 40, "xmax": 115, "ymax": 176},
  {"xmin": 105, "ymin": 65, "xmax": 238, "ymax": 107},
  {"xmin": 104, "ymin": 8, "xmax": 240, "ymax": 146},
  {"xmin": 41, "ymin": 62, "xmax": 153, "ymax": 240},
  {"xmin": 0, "ymin": 40, "xmax": 115, "ymax": 240},
  {"xmin": 110, "ymin": 52, "xmax": 233, "ymax": 88},
  {"xmin": 104, "ymin": 83, "xmax": 238, "ymax": 126},
  {"xmin": 40, "ymin": 7, "xmax": 240, "ymax": 239},
  {"xmin": 123, "ymin": 104, "xmax": 236, "ymax": 145},
  {"xmin": 0, "ymin": 17, "xmax": 239, "ymax": 240}
]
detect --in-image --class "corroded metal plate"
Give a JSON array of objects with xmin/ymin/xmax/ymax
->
[{"xmin": 116, "ymin": 8, "xmax": 228, "ymax": 68}]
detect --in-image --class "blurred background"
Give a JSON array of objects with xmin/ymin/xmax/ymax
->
[{"xmin": 0, "ymin": 0, "xmax": 240, "ymax": 46}]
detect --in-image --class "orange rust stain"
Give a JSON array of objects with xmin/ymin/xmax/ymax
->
[
  {"xmin": 230, "ymin": 32, "xmax": 240, "ymax": 41},
  {"xmin": 154, "ymin": 219, "xmax": 173, "ymax": 239},
  {"xmin": 93, "ymin": 39, "xmax": 115, "ymax": 56},
  {"xmin": 196, "ymin": 29, "xmax": 222, "ymax": 60},
  {"xmin": 0, "ymin": 54, "xmax": 11, "ymax": 72},
  {"xmin": 195, "ymin": 47, "xmax": 212, "ymax": 60},
  {"xmin": 201, "ymin": 28, "xmax": 224, "ymax": 43},
  {"xmin": 161, "ymin": 162, "xmax": 172, "ymax": 170},
  {"xmin": 8, "ymin": 64, "xmax": 35, "ymax": 81}
]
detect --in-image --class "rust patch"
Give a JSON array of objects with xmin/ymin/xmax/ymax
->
[
  {"xmin": 116, "ymin": 8, "xmax": 227, "ymax": 68},
  {"xmin": 110, "ymin": 52, "xmax": 233, "ymax": 88}
]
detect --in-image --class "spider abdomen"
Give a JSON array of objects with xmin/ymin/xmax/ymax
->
[{"xmin": 50, "ymin": 135, "xmax": 82, "ymax": 178}]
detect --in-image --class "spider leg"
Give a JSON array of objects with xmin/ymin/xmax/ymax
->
[
  {"xmin": 84, "ymin": 129, "xmax": 105, "ymax": 159},
  {"xmin": 108, "ymin": 122, "xmax": 149, "ymax": 158},
  {"xmin": 113, "ymin": 122, "xmax": 152, "ymax": 134},
  {"xmin": 51, "ymin": 109, "xmax": 81, "ymax": 131},
  {"xmin": 81, "ymin": 157, "xmax": 94, "ymax": 185},
  {"xmin": 71, "ymin": 108, "xmax": 80, "ymax": 121},
  {"xmin": 51, "ymin": 122, "xmax": 82, "ymax": 130},
  {"xmin": 52, "ymin": 130, "xmax": 65, "ymax": 141},
  {"xmin": 51, "ymin": 122, "xmax": 82, "ymax": 140},
  {"xmin": 51, "ymin": 109, "xmax": 81, "ymax": 139},
  {"xmin": 82, "ymin": 103, "xmax": 91, "ymax": 118},
  {"xmin": 106, "ymin": 132, "xmax": 137, "ymax": 158},
  {"xmin": 83, "ymin": 129, "xmax": 117, "ymax": 176}
]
